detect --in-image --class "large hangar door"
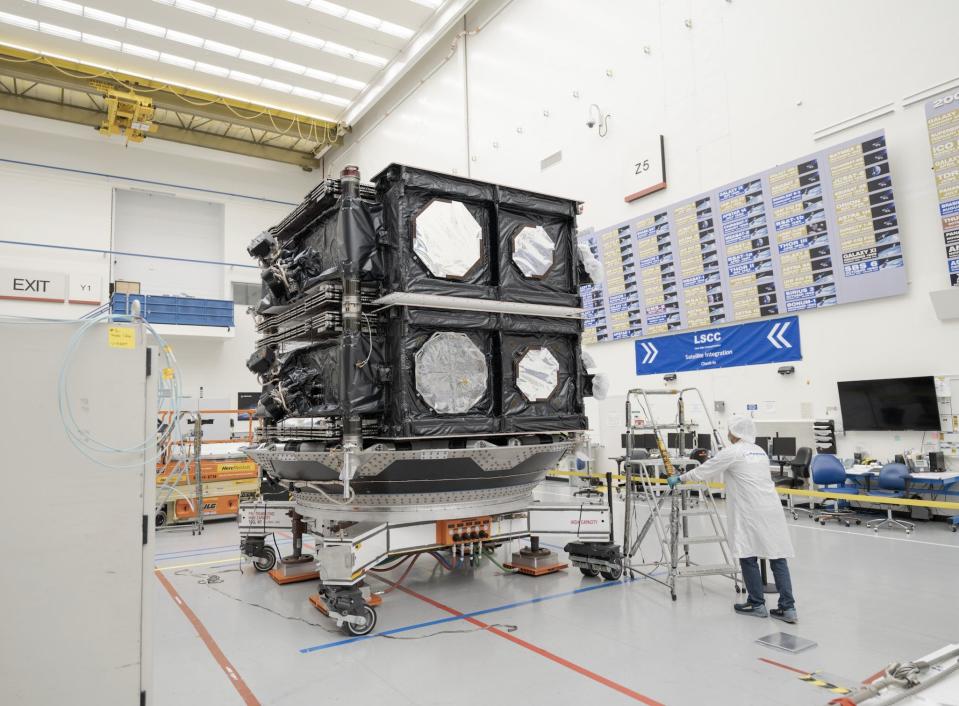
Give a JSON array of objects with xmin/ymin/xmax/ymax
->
[{"xmin": 113, "ymin": 188, "xmax": 225, "ymax": 299}]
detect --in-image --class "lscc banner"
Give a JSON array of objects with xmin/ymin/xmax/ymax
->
[{"xmin": 635, "ymin": 316, "xmax": 802, "ymax": 375}]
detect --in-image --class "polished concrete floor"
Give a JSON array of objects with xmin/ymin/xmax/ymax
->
[{"xmin": 153, "ymin": 481, "xmax": 959, "ymax": 705}]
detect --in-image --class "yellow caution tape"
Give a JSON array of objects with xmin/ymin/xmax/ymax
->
[
  {"xmin": 799, "ymin": 675, "xmax": 852, "ymax": 695},
  {"xmin": 546, "ymin": 469, "xmax": 959, "ymax": 511}
]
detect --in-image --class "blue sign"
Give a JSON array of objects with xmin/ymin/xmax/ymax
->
[{"xmin": 635, "ymin": 316, "xmax": 801, "ymax": 374}]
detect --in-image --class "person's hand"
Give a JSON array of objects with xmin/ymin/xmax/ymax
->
[{"xmin": 667, "ymin": 474, "xmax": 682, "ymax": 488}]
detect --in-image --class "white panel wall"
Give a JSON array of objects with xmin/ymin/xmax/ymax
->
[
  {"xmin": 113, "ymin": 189, "xmax": 225, "ymax": 299},
  {"xmin": 330, "ymin": 0, "xmax": 959, "ymax": 464},
  {"xmin": 0, "ymin": 109, "xmax": 314, "ymax": 403}
]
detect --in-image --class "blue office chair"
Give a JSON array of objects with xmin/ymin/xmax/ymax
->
[
  {"xmin": 865, "ymin": 463, "xmax": 915, "ymax": 534},
  {"xmin": 803, "ymin": 454, "xmax": 861, "ymax": 526}
]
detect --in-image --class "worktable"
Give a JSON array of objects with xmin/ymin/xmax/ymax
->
[{"xmin": 841, "ymin": 467, "xmax": 959, "ymax": 527}]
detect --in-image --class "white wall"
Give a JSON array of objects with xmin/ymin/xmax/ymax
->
[
  {"xmin": 0, "ymin": 110, "xmax": 316, "ymax": 403},
  {"xmin": 328, "ymin": 0, "xmax": 959, "ymax": 464}
]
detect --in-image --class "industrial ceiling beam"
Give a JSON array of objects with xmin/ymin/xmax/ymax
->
[
  {"xmin": 0, "ymin": 91, "xmax": 321, "ymax": 170},
  {"xmin": 0, "ymin": 44, "xmax": 341, "ymax": 159}
]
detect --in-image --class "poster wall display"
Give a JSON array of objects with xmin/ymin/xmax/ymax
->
[
  {"xmin": 580, "ymin": 130, "xmax": 905, "ymax": 344},
  {"xmin": 925, "ymin": 89, "xmax": 959, "ymax": 286}
]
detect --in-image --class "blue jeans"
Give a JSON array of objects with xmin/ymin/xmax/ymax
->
[{"xmin": 739, "ymin": 557, "xmax": 795, "ymax": 611}]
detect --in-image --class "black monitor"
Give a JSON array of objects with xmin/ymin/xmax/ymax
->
[
  {"xmin": 237, "ymin": 391, "xmax": 260, "ymax": 420},
  {"xmin": 755, "ymin": 436, "xmax": 770, "ymax": 452},
  {"xmin": 837, "ymin": 376, "xmax": 940, "ymax": 431},
  {"xmin": 697, "ymin": 434, "xmax": 712, "ymax": 450},
  {"xmin": 772, "ymin": 436, "xmax": 797, "ymax": 457},
  {"xmin": 622, "ymin": 433, "xmax": 660, "ymax": 451},
  {"xmin": 667, "ymin": 432, "xmax": 695, "ymax": 449}
]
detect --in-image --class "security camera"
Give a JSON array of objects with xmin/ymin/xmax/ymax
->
[
  {"xmin": 664, "ymin": 373, "xmax": 678, "ymax": 382},
  {"xmin": 777, "ymin": 365, "xmax": 795, "ymax": 375}
]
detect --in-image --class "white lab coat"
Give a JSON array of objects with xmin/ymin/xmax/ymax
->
[{"xmin": 680, "ymin": 440, "xmax": 794, "ymax": 560}]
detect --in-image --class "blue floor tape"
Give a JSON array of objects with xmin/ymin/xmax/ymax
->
[
  {"xmin": 154, "ymin": 538, "xmax": 313, "ymax": 562},
  {"xmin": 299, "ymin": 574, "xmax": 651, "ymax": 654}
]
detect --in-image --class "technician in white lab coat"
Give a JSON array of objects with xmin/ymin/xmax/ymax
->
[{"xmin": 668, "ymin": 416, "xmax": 798, "ymax": 622}]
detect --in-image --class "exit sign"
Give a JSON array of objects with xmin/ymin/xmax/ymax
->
[
  {"xmin": 0, "ymin": 268, "xmax": 101, "ymax": 304},
  {"xmin": 0, "ymin": 267, "xmax": 66, "ymax": 302}
]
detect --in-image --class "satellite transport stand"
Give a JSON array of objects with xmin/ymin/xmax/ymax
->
[{"xmin": 239, "ymin": 496, "xmax": 610, "ymax": 636}]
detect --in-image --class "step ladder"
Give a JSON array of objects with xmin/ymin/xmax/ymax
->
[{"xmin": 621, "ymin": 388, "xmax": 740, "ymax": 601}]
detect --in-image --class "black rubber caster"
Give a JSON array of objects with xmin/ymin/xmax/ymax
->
[
  {"xmin": 253, "ymin": 546, "xmax": 277, "ymax": 573},
  {"xmin": 600, "ymin": 563, "xmax": 623, "ymax": 581},
  {"xmin": 580, "ymin": 567, "xmax": 600, "ymax": 578},
  {"xmin": 342, "ymin": 605, "xmax": 377, "ymax": 636}
]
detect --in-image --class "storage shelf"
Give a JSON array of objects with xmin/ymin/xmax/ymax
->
[{"xmin": 111, "ymin": 293, "xmax": 234, "ymax": 328}]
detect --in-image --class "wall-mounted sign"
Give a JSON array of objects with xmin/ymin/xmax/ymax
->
[
  {"xmin": 69, "ymin": 275, "xmax": 102, "ymax": 305},
  {"xmin": 634, "ymin": 315, "xmax": 802, "ymax": 375},
  {"xmin": 583, "ymin": 129, "xmax": 904, "ymax": 345},
  {"xmin": 924, "ymin": 88, "xmax": 959, "ymax": 286},
  {"xmin": 624, "ymin": 134, "xmax": 667, "ymax": 203},
  {"xmin": 0, "ymin": 268, "xmax": 101, "ymax": 304},
  {"xmin": 0, "ymin": 268, "xmax": 67, "ymax": 302}
]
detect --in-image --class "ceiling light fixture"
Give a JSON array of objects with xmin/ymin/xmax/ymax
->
[
  {"xmin": 0, "ymin": 11, "xmax": 352, "ymax": 107},
  {"xmin": 150, "ymin": 0, "xmax": 388, "ymax": 66},
  {"xmin": 342, "ymin": 0, "xmax": 466, "ymax": 125},
  {"xmin": 286, "ymin": 0, "xmax": 414, "ymax": 39},
  {"xmin": 18, "ymin": 0, "xmax": 368, "ymax": 90}
]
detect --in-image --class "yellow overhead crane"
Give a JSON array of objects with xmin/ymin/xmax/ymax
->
[{"xmin": 90, "ymin": 80, "xmax": 157, "ymax": 145}]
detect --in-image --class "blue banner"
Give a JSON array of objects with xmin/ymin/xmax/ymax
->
[{"xmin": 635, "ymin": 316, "xmax": 802, "ymax": 374}]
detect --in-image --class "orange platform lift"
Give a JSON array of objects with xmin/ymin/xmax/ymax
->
[{"xmin": 156, "ymin": 408, "xmax": 260, "ymax": 535}]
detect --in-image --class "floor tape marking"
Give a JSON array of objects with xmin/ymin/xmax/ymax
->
[{"xmin": 154, "ymin": 570, "xmax": 260, "ymax": 706}]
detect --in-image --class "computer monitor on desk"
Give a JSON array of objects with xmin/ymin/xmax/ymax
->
[
  {"xmin": 697, "ymin": 433, "xmax": 712, "ymax": 450},
  {"xmin": 772, "ymin": 436, "xmax": 797, "ymax": 458},
  {"xmin": 769, "ymin": 436, "xmax": 797, "ymax": 478},
  {"xmin": 755, "ymin": 436, "xmax": 770, "ymax": 453},
  {"xmin": 667, "ymin": 432, "xmax": 695, "ymax": 451},
  {"xmin": 621, "ymin": 433, "xmax": 660, "ymax": 452}
]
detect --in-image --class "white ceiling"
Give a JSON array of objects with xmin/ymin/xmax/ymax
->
[{"xmin": 0, "ymin": 0, "xmax": 470, "ymax": 122}]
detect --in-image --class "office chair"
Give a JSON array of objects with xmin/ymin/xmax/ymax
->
[
  {"xmin": 865, "ymin": 463, "xmax": 915, "ymax": 534},
  {"xmin": 778, "ymin": 446, "xmax": 811, "ymax": 519},
  {"xmin": 574, "ymin": 456, "xmax": 603, "ymax": 498},
  {"xmin": 802, "ymin": 453, "xmax": 861, "ymax": 526}
]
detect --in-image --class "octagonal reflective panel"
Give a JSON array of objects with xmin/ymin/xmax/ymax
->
[
  {"xmin": 413, "ymin": 200, "xmax": 482, "ymax": 279},
  {"xmin": 415, "ymin": 332, "xmax": 488, "ymax": 414},
  {"xmin": 516, "ymin": 347, "xmax": 560, "ymax": 401},
  {"xmin": 512, "ymin": 225, "xmax": 555, "ymax": 278}
]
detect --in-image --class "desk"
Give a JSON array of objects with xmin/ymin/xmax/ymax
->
[
  {"xmin": 844, "ymin": 467, "xmax": 959, "ymax": 528},
  {"xmin": 907, "ymin": 472, "xmax": 959, "ymax": 529}
]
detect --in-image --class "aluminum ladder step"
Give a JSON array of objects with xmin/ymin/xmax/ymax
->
[
  {"xmin": 657, "ymin": 508, "xmax": 712, "ymax": 517},
  {"xmin": 679, "ymin": 535, "xmax": 725, "ymax": 545},
  {"xmin": 676, "ymin": 563, "xmax": 739, "ymax": 578}
]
